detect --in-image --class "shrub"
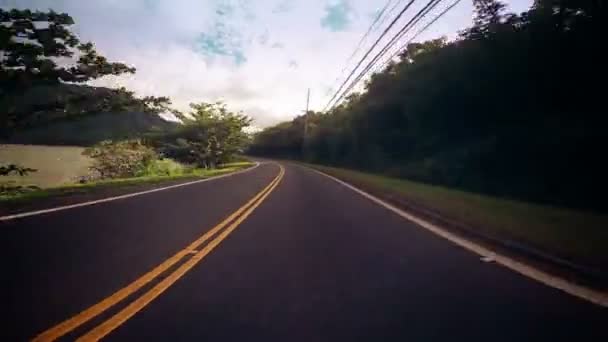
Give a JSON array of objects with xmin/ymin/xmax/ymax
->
[
  {"xmin": 84, "ymin": 140, "xmax": 157, "ymax": 179},
  {"xmin": 137, "ymin": 158, "xmax": 186, "ymax": 177}
]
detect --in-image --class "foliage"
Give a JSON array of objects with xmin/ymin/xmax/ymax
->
[
  {"xmin": 83, "ymin": 140, "xmax": 158, "ymax": 179},
  {"xmin": 0, "ymin": 9, "xmax": 172, "ymax": 134},
  {"xmin": 152, "ymin": 101, "xmax": 252, "ymax": 168},
  {"xmin": 0, "ymin": 145, "xmax": 38, "ymax": 196},
  {"xmin": 0, "ymin": 9, "xmax": 134, "ymax": 88},
  {"xmin": 249, "ymin": 0, "xmax": 607, "ymax": 211},
  {"xmin": 1, "ymin": 162, "xmax": 253, "ymax": 204},
  {"xmin": 0, "ymin": 144, "xmax": 37, "ymax": 199},
  {"xmin": 0, "ymin": 163, "xmax": 36, "ymax": 176},
  {"xmin": 0, "ymin": 183, "xmax": 40, "ymax": 197},
  {"xmin": 136, "ymin": 158, "xmax": 187, "ymax": 177},
  {"xmin": 308, "ymin": 164, "xmax": 608, "ymax": 266}
]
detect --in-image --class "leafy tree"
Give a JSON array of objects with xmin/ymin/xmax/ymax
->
[
  {"xmin": 0, "ymin": 9, "xmax": 146, "ymax": 133},
  {"xmin": 84, "ymin": 140, "xmax": 157, "ymax": 179},
  {"xmin": 153, "ymin": 102, "xmax": 251, "ymax": 168},
  {"xmin": 0, "ymin": 9, "xmax": 134, "ymax": 88}
]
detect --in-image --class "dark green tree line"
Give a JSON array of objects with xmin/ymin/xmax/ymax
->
[{"xmin": 249, "ymin": 0, "xmax": 607, "ymax": 211}]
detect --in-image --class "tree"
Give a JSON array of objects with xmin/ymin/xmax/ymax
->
[
  {"xmin": 0, "ymin": 9, "xmax": 143, "ymax": 133},
  {"xmin": 84, "ymin": 140, "xmax": 157, "ymax": 179},
  {"xmin": 463, "ymin": 0, "xmax": 508, "ymax": 39},
  {"xmin": 153, "ymin": 102, "xmax": 251, "ymax": 168},
  {"xmin": 0, "ymin": 9, "xmax": 135, "ymax": 89}
]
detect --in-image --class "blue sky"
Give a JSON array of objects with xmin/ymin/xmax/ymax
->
[{"xmin": 2, "ymin": 0, "xmax": 532, "ymax": 127}]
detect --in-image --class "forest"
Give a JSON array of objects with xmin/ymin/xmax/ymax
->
[{"xmin": 249, "ymin": 0, "xmax": 606, "ymax": 211}]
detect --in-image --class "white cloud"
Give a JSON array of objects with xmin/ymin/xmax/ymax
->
[{"xmin": 4, "ymin": 0, "xmax": 533, "ymax": 128}]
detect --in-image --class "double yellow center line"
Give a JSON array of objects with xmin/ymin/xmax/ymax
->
[{"xmin": 34, "ymin": 164, "xmax": 285, "ymax": 342}]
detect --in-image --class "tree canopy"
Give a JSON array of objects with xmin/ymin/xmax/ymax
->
[
  {"xmin": 249, "ymin": 0, "xmax": 607, "ymax": 211},
  {"xmin": 0, "ymin": 9, "xmax": 134, "ymax": 88},
  {"xmin": 152, "ymin": 101, "xmax": 252, "ymax": 168},
  {"xmin": 0, "ymin": 9, "xmax": 177, "ymax": 135}
]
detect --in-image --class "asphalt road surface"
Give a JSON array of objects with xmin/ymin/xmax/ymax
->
[{"xmin": 2, "ymin": 162, "xmax": 606, "ymax": 341}]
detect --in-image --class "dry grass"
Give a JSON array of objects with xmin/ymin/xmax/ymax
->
[{"xmin": 0, "ymin": 144, "xmax": 92, "ymax": 187}]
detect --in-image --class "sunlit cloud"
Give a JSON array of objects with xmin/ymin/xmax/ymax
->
[{"xmin": 3, "ymin": 0, "xmax": 534, "ymax": 128}]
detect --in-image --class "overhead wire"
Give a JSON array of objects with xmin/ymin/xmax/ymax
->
[
  {"xmin": 375, "ymin": 0, "xmax": 407, "ymax": 33},
  {"xmin": 376, "ymin": 0, "xmax": 463, "ymax": 72},
  {"xmin": 328, "ymin": 0, "xmax": 447, "ymax": 110},
  {"xmin": 323, "ymin": 0, "xmax": 418, "ymax": 111},
  {"xmin": 325, "ymin": 0, "xmax": 394, "ymax": 97},
  {"xmin": 343, "ymin": 0, "xmax": 394, "ymax": 71}
]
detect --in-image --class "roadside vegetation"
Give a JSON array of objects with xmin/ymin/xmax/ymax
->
[
  {"xmin": 307, "ymin": 164, "xmax": 608, "ymax": 268},
  {"xmin": 249, "ymin": 0, "xmax": 605, "ymax": 212},
  {"xmin": 1, "ymin": 161, "xmax": 252, "ymax": 205},
  {"xmin": 248, "ymin": 0, "xmax": 606, "ymax": 267},
  {"xmin": 0, "ymin": 8, "xmax": 253, "ymax": 204}
]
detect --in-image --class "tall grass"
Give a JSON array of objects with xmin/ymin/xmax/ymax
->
[{"xmin": 137, "ymin": 158, "xmax": 187, "ymax": 177}]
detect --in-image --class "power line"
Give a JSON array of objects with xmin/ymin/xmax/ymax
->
[
  {"xmin": 375, "ymin": 0, "xmax": 407, "ymax": 33},
  {"xmin": 340, "ymin": 0, "xmax": 443, "ymax": 93},
  {"xmin": 377, "ymin": 0, "xmax": 463, "ymax": 71},
  {"xmin": 326, "ymin": 0, "xmax": 394, "ymax": 97},
  {"xmin": 343, "ymin": 0, "xmax": 394, "ymax": 70},
  {"xmin": 323, "ymin": 0, "xmax": 417, "ymax": 111},
  {"xmin": 328, "ymin": 0, "xmax": 446, "ymax": 110},
  {"xmin": 335, "ymin": 0, "xmax": 444, "ymax": 106}
]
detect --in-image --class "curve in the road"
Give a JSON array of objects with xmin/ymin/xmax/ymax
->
[
  {"xmin": 32, "ymin": 164, "xmax": 283, "ymax": 342},
  {"xmin": 1, "ymin": 162, "xmax": 260, "ymax": 222}
]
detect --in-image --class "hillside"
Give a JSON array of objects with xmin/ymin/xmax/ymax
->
[
  {"xmin": 1, "ymin": 83, "xmax": 179, "ymax": 146},
  {"xmin": 3, "ymin": 111, "xmax": 178, "ymax": 146}
]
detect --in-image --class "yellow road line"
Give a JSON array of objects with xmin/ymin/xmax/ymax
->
[
  {"xmin": 33, "ymin": 165, "xmax": 284, "ymax": 342},
  {"xmin": 77, "ymin": 166, "xmax": 284, "ymax": 341}
]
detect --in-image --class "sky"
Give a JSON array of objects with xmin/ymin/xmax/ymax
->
[{"xmin": 2, "ymin": 0, "xmax": 532, "ymax": 128}]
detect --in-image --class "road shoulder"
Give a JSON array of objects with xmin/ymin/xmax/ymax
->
[
  {"xmin": 295, "ymin": 163, "xmax": 608, "ymax": 307},
  {"xmin": 1, "ymin": 162, "xmax": 258, "ymax": 219}
]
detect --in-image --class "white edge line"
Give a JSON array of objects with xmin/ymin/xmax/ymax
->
[
  {"xmin": 301, "ymin": 165, "xmax": 608, "ymax": 308},
  {"xmin": 1, "ymin": 162, "xmax": 261, "ymax": 222}
]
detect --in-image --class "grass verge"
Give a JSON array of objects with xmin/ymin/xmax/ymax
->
[
  {"xmin": 304, "ymin": 163, "xmax": 608, "ymax": 269},
  {"xmin": 1, "ymin": 162, "xmax": 254, "ymax": 204}
]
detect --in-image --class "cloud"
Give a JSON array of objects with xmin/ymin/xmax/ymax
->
[
  {"xmin": 195, "ymin": 1, "xmax": 255, "ymax": 66},
  {"xmin": 3, "ymin": 0, "xmax": 515, "ymax": 128},
  {"xmin": 244, "ymin": 105, "xmax": 286, "ymax": 128},
  {"xmin": 258, "ymin": 30, "xmax": 270, "ymax": 45},
  {"xmin": 320, "ymin": 0, "xmax": 355, "ymax": 32},
  {"xmin": 273, "ymin": 0, "xmax": 294, "ymax": 14},
  {"xmin": 197, "ymin": 30, "xmax": 247, "ymax": 66}
]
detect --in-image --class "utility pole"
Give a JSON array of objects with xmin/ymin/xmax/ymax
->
[
  {"xmin": 305, "ymin": 88, "xmax": 310, "ymax": 114},
  {"xmin": 304, "ymin": 88, "xmax": 310, "ymax": 138},
  {"xmin": 302, "ymin": 88, "xmax": 310, "ymax": 159}
]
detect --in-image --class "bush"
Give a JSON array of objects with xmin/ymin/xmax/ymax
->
[
  {"xmin": 137, "ymin": 158, "xmax": 187, "ymax": 177},
  {"xmin": 84, "ymin": 140, "xmax": 157, "ymax": 179}
]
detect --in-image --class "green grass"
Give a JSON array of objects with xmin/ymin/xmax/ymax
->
[
  {"xmin": 306, "ymin": 164, "xmax": 608, "ymax": 266},
  {"xmin": 1, "ymin": 144, "xmax": 92, "ymax": 187},
  {"xmin": 1, "ymin": 161, "xmax": 254, "ymax": 204}
]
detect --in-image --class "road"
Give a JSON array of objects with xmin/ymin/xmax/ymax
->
[{"xmin": 2, "ymin": 162, "xmax": 606, "ymax": 341}]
